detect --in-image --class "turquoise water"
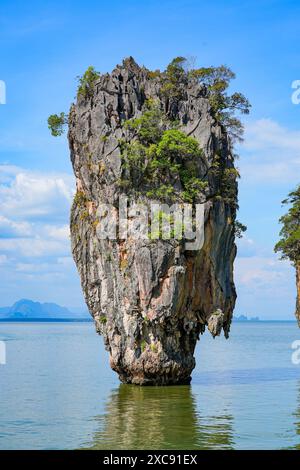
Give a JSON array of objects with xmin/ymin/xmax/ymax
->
[{"xmin": 0, "ymin": 322, "xmax": 300, "ymax": 449}]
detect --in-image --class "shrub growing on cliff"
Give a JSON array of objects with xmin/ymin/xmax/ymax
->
[
  {"xmin": 218, "ymin": 167, "xmax": 240, "ymax": 207},
  {"xmin": 121, "ymin": 102, "xmax": 207, "ymax": 203},
  {"xmin": 275, "ymin": 185, "xmax": 300, "ymax": 265},
  {"xmin": 124, "ymin": 99, "xmax": 165, "ymax": 145},
  {"xmin": 207, "ymin": 153, "xmax": 239, "ymax": 209},
  {"xmin": 77, "ymin": 66, "xmax": 100, "ymax": 98},
  {"xmin": 47, "ymin": 67, "xmax": 100, "ymax": 136},
  {"xmin": 161, "ymin": 58, "xmax": 251, "ymax": 141},
  {"xmin": 160, "ymin": 56, "xmax": 188, "ymax": 102},
  {"xmin": 147, "ymin": 129, "xmax": 208, "ymax": 202},
  {"xmin": 47, "ymin": 58, "xmax": 245, "ymax": 210},
  {"xmin": 195, "ymin": 64, "xmax": 251, "ymax": 140},
  {"xmin": 47, "ymin": 112, "xmax": 68, "ymax": 136},
  {"xmin": 234, "ymin": 220, "xmax": 247, "ymax": 238}
]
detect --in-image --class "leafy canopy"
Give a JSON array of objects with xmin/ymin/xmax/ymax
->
[
  {"xmin": 234, "ymin": 220, "xmax": 247, "ymax": 238},
  {"xmin": 47, "ymin": 112, "xmax": 68, "ymax": 137},
  {"xmin": 48, "ymin": 66, "xmax": 100, "ymax": 137},
  {"xmin": 48, "ymin": 58, "xmax": 250, "ymax": 145},
  {"xmin": 124, "ymin": 99, "xmax": 166, "ymax": 145},
  {"xmin": 121, "ymin": 100, "xmax": 207, "ymax": 203},
  {"xmin": 275, "ymin": 185, "xmax": 300, "ymax": 265},
  {"xmin": 77, "ymin": 66, "xmax": 100, "ymax": 98},
  {"xmin": 160, "ymin": 57, "xmax": 188, "ymax": 101},
  {"xmin": 160, "ymin": 57, "xmax": 251, "ymax": 141}
]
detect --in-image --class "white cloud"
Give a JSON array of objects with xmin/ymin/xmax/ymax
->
[
  {"xmin": 0, "ymin": 254, "xmax": 8, "ymax": 265},
  {"xmin": 0, "ymin": 215, "xmax": 32, "ymax": 237},
  {"xmin": 235, "ymin": 254, "xmax": 294, "ymax": 294},
  {"xmin": 0, "ymin": 165, "xmax": 75, "ymax": 220},
  {"xmin": 243, "ymin": 119, "xmax": 300, "ymax": 152},
  {"xmin": 0, "ymin": 165, "xmax": 75, "ymax": 260},
  {"xmin": 16, "ymin": 262, "xmax": 58, "ymax": 273},
  {"xmin": 236, "ymin": 235, "xmax": 256, "ymax": 257},
  {"xmin": 0, "ymin": 165, "xmax": 20, "ymax": 183},
  {"xmin": 0, "ymin": 165, "xmax": 77, "ymax": 293},
  {"xmin": 57, "ymin": 256, "xmax": 74, "ymax": 267},
  {"xmin": 46, "ymin": 224, "xmax": 70, "ymax": 241},
  {"xmin": 239, "ymin": 118, "xmax": 300, "ymax": 184},
  {"xmin": 234, "ymin": 251, "xmax": 296, "ymax": 319},
  {"xmin": 0, "ymin": 164, "xmax": 86, "ymax": 307},
  {"xmin": 0, "ymin": 238, "xmax": 68, "ymax": 257}
]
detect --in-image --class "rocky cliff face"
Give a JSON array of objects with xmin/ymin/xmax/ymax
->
[{"xmin": 69, "ymin": 58, "xmax": 237, "ymax": 385}]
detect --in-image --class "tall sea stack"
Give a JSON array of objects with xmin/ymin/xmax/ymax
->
[{"xmin": 68, "ymin": 58, "xmax": 239, "ymax": 385}]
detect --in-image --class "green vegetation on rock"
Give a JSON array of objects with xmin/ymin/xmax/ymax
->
[
  {"xmin": 120, "ymin": 100, "xmax": 207, "ymax": 203},
  {"xmin": 275, "ymin": 185, "xmax": 300, "ymax": 265},
  {"xmin": 234, "ymin": 220, "xmax": 247, "ymax": 238},
  {"xmin": 189, "ymin": 65, "xmax": 250, "ymax": 138},
  {"xmin": 47, "ymin": 112, "xmax": 68, "ymax": 136},
  {"xmin": 73, "ymin": 190, "xmax": 88, "ymax": 206},
  {"xmin": 47, "ymin": 58, "xmax": 247, "ymax": 211},
  {"xmin": 77, "ymin": 66, "xmax": 100, "ymax": 98},
  {"xmin": 47, "ymin": 66, "xmax": 100, "ymax": 136},
  {"xmin": 160, "ymin": 56, "xmax": 188, "ymax": 102},
  {"xmin": 150, "ymin": 57, "xmax": 250, "ymax": 141},
  {"xmin": 99, "ymin": 315, "xmax": 107, "ymax": 324}
]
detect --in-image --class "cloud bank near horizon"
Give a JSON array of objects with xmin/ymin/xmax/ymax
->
[{"xmin": 0, "ymin": 165, "xmax": 85, "ymax": 308}]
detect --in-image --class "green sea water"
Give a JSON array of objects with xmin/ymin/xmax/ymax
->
[{"xmin": 0, "ymin": 321, "xmax": 300, "ymax": 450}]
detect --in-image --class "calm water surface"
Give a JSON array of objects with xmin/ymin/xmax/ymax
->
[{"xmin": 0, "ymin": 322, "xmax": 300, "ymax": 449}]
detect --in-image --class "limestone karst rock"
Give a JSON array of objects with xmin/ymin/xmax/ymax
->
[{"xmin": 69, "ymin": 58, "xmax": 238, "ymax": 385}]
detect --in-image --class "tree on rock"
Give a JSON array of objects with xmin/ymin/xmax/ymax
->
[
  {"xmin": 47, "ymin": 112, "xmax": 68, "ymax": 136},
  {"xmin": 275, "ymin": 185, "xmax": 300, "ymax": 324}
]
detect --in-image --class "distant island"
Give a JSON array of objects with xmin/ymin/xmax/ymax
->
[
  {"xmin": 0, "ymin": 303, "xmax": 292, "ymax": 323},
  {"xmin": 233, "ymin": 315, "xmax": 260, "ymax": 322},
  {"xmin": 0, "ymin": 299, "xmax": 91, "ymax": 321}
]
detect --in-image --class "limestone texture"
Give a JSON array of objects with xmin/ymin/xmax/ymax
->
[{"xmin": 69, "ymin": 58, "xmax": 238, "ymax": 385}]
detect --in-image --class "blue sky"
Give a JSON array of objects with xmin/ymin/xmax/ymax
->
[{"xmin": 0, "ymin": 0, "xmax": 299, "ymax": 318}]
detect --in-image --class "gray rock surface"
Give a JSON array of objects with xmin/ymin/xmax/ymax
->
[{"xmin": 69, "ymin": 58, "xmax": 237, "ymax": 385}]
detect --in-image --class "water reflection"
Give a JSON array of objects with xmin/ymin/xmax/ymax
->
[
  {"xmin": 290, "ymin": 380, "xmax": 300, "ymax": 449},
  {"xmin": 84, "ymin": 385, "xmax": 234, "ymax": 450}
]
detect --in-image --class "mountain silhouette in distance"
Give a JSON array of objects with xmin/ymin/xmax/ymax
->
[{"xmin": 0, "ymin": 299, "xmax": 90, "ymax": 320}]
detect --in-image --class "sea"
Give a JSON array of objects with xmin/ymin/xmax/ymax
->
[{"xmin": 0, "ymin": 321, "xmax": 300, "ymax": 450}]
